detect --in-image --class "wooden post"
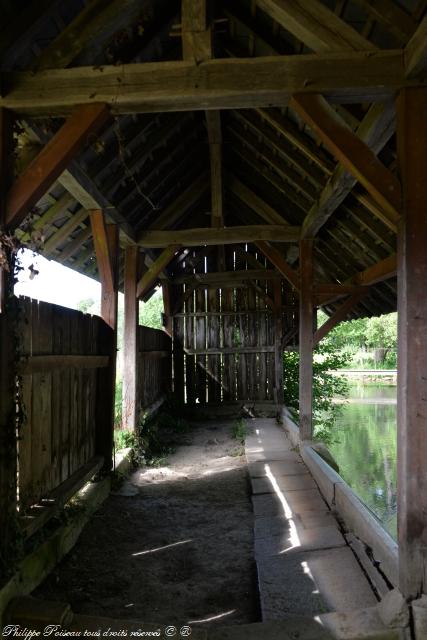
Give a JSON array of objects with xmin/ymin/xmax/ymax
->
[
  {"xmin": 161, "ymin": 279, "xmax": 173, "ymax": 337},
  {"xmin": 0, "ymin": 107, "xmax": 17, "ymax": 567},
  {"xmin": 122, "ymin": 246, "xmax": 139, "ymax": 430},
  {"xmin": 273, "ymin": 279, "xmax": 283, "ymax": 409},
  {"xmin": 299, "ymin": 238, "xmax": 314, "ymax": 440},
  {"xmin": 396, "ymin": 87, "xmax": 427, "ymax": 600},
  {"xmin": 94, "ymin": 222, "xmax": 119, "ymax": 471}
]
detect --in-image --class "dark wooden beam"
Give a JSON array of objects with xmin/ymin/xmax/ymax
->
[
  {"xmin": 149, "ymin": 172, "xmax": 209, "ymax": 231},
  {"xmin": 405, "ymin": 14, "xmax": 427, "ymax": 78},
  {"xmin": 206, "ymin": 111, "xmax": 223, "ymax": 229},
  {"xmin": 314, "ymin": 290, "xmax": 368, "ymax": 345},
  {"xmin": 291, "ymin": 93, "xmax": 401, "ymax": 222},
  {"xmin": 1, "ymin": 51, "xmax": 410, "ymax": 117},
  {"xmin": 349, "ymin": 254, "xmax": 397, "ymax": 287},
  {"xmin": 136, "ymin": 245, "xmax": 179, "ymax": 299},
  {"xmin": 173, "ymin": 269, "xmax": 280, "ymax": 285},
  {"xmin": 299, "ymin": 238, "xmax": 314, "ymax": 440},
  {"xmin": 138, "ymin": 225, "xmax": 301, "ymax": 248},
  {"xmin": 255, "ymin": 241, "xmax": 299, "ymax": 290},
  {"xmin": 300, "ymin": 100, "xmax": 396, "ymax": 237},
  {"xmin": 43, "ymin": 208, "xmax": 88, "ymax": 256},
  {"xmin": 122, "ymin": 246, "xmax": 139, "ymax": 431},
  {"xmin": 181, "ymin": 0, "xmax": 212, "ymax": 62},
  {"xmin": 6, "ymin": 103, "xmax": 109, "ymax": 230},
  {"xmin": 90, "ymin": 209, "xmax": 115, "ymax": 293},
  {"xmin": 255, "ymin": 0, "xmax": 376, "ymax": 52},
  {"xmin": 35, "ymin": 0, "xmax": 142, "ymax": 71},
  {"xmin": 396, "ymin": 86, "xmax": 427, "ymax": 599}
]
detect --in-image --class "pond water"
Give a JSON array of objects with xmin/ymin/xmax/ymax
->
[{"xmin": 329, "ymin": 382, "xmax": 397, "ymax": 540}]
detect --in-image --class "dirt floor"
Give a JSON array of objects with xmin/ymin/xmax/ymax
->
[{"xmin": 34, "ymin": 420, "xmax": 260, "ymax": 630}]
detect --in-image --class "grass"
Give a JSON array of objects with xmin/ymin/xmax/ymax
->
[{"xmin": 232, "ymin": 418, "xmax": 247, "ymax": 444}]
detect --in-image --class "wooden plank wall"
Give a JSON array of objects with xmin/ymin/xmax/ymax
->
[
  {"xmin": 170, "ymin": 245, "xmax": 288, "ymax": 404},
  {"xmin": 138, "ymin": 325, "xmax": 172, "ymax": 410},
  {"xmin": 17, "ymin": 297, "xmax": 113, "ymax": 511}
]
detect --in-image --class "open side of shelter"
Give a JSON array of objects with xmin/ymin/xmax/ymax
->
[{"xmin": 1, "ymin": 0, "xmax": 427, "ymax": 636}]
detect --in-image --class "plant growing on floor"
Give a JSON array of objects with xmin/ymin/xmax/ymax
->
[
  {"xmin": 283, "ymin": 343, "xmax": 350, "ymax": 445},
  {"xmin": 232, "ymin": 418, "xmax": 247, "ymax": 444}
]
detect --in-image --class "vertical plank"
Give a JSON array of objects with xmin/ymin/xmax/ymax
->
[
  {"xmin": 195, "ymin": 286, "xmax": 207, "ymax": 403},
  {"xmin": 299, "ymin": 239, "xmax": 314, "ymax": 440},
  {"xmin": 122, "ymin": 246, "xmax": 139, "ymax": 430},
  {"xmin": 396, "ymin": 86, "xmax": 427, "ymax": 599},
  {"xmin": 185, "ymin": 286, "xmax": 196, "ymax": 404},
  {"xmin": 172, "ymin": 287, "xmax": 185, "ymax": 403},
  {"xmin": 274, "ymin": 279, "xmax": 284, "ymax": 408},
  {"xmin": 18, "ymin": 298, "xmax": 33, "ymax": 509}
]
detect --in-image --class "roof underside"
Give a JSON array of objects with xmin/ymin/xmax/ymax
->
[{"xmin": 4, "ymin": 0, "xmax": 424, "ymax": 319}]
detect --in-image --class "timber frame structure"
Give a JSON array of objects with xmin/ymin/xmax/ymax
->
[{"xmin": 1, "ymin": 0, "xmax": 427, "ymax": 628}]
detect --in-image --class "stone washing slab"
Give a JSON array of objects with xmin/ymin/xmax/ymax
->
[{"xmin": 254, "ymin": 525, "xmax": 346, "ymax": 559}]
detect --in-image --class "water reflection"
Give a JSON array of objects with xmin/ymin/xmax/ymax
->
[{"xmin": 330, "ymin": 382, "xmax": 397, "ymax": 540}]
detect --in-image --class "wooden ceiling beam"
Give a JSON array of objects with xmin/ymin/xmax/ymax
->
[
  {"xmin": 300, "ymin": 100, "xmax": 396, "ymax": 237},
  {"xmin": 56, "ymin": 226, "xmax": 92, "ymax": 263},
  {"xmin": 147, "ymin": 172, "xmax": 209, "ymax": 231},
  {"xmin": 43, "ymin": 207, "xmax": 88, "ymax": 256},
  {"xmin": 351, "ymin": 0, "xmax": 417, "ymax": 45},
  {"xmin": 138, "ymin": 225, "xmax": 301, "ymax": 248},
  {"xmin": 405, "ymin": 14, "xmax": 427, "ymax": 78},
  {"xmin": 255, "ymin": 0, "xmax": 376, "ymax": 52},
  {"xmin": 173, "ymin": 269, "xmax": 280, "ymax": 285},
  {"xmin": 291, "ymin": 93, "xmax": 401, "ymax": 222},
  {"xmin": 5, "ymin": 103, "xmax": 109, "ymax": 230},
  {"xmin": 255, "ymin": 241, "xmax": 299, "ymax": 290},
  {"xmin": 136, "ymin": 245, "xmax": 180, "ymax": 299},
  {"xmin": 35, "ymin": 0, "xmax": 142, "ymax": 71},
  {"xmin": 1, "ymin": 51, "xmax": 410, "ymax": 117},
  {"xmin": 17, "ymin": 192, "xmax": 75, "ymax": 243},
  {"xmin": 349, "ymin": 253, "xmax": 397, "ymax": 287}
]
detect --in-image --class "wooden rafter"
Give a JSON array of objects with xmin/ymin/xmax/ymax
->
[
  {"xmin": 18, "ymin": 192, "xmax": 75, "ymax": 243},
  {"xmin": 314, "ymin": 289, "xmax": 368, "ymax": 345},
  {"xmin": 148, "ymin": 172, "xmax": 209, "ymax": 231},
  {"xmin": 43, "ymin": 208, "xmax": 88, "ymax": 256},
  {"xmin": 228, "ymin": 175, "xmax": 290, "ymax": 226},
  {"xmin": 35, "ymin": 0, "xmax": 143, "ymax": 71},
  {"xmin": 255, "ymin": 241, "xmax": 299, "ymax": 290},
  {"xmin": 1, "ymin": 51, "xmax": 410, "ymax": 117},
  {"xmin": 136, "ymin": 245, "xmax": 179, "ymax": 299},
  {"xmin": 405, "ymin": 13, "xmax": 427, "ymax": 78},
  {"xmin": 349, "ymin": 254, "xmax": 397, "ymax": 287},
  {"xmin": 255, "ymin": 0, "xmax": 376, "ymax": 52},
  {"xmin": 6, "ymin": 103, "xmax": 109, "ymax": 230},
  {"xmin": 138, "ymin": 225, "xmax": 301, "ymax": 248},
  {"xmin": 300, "ymin": 100, "xmax": 396, "ymax": 237},
  {"xmin": 291, "ymin": 93, "xmax": 401, "ymax": 222}
]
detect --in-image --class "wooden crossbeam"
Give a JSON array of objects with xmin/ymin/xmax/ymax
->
[
  {"xmin": 255, "ymin": 241, "xmax": 299, "ymax": 290},
  {"xmin": 405, "ymin": 14, "xmax": 427, "ymax": 78},
  {"xmin": 6, "ymin": 103, "xmax": 109, "ymax": 230},
  {"xmin": 352, "ymin": 0, "xmax": 417, "ymax": 45},
  {"xmin": 291, "ymin": 93, "xmax": 401, "ymax": 222},
  {"xmin": 1, "ymin": 51, "xmax": 409, "ymax": 117},
  {"xmin": 172, "ymin": 269, "xmax": 280, "ymax": 285},
  {"xmin": 35, "ymin": 0, "xmax": 142, "ymax": 71},
  {"xmin": 90, "ymin": 209, "xmax": 115, "ymax": 293},
  {"xmin": 314, "ymin": 289, "xmax": 368, "ymax": 345},
  {"xmin": 18, "ymin": 192, "xmax": 75, "ymax": 243},
  {"xmin": 138, "ymin": 225, "xmax": 301, "ymax": 248},
  {"xmin": 228, "ymin": 175, "xmax": 289, "ymax": 225},
  {"xmin": 136, "ymin": 246, "xmax": 179, "ymax": 299},
  {"xmin": 349, "ymin": 253, "xmax": 397, "ymax": 287}
]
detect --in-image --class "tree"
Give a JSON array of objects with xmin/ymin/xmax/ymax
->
[{"xmin": 139, "ymin": 289, "xmax": 164, "ymax": 329}]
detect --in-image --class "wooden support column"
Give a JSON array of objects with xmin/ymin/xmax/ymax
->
[
  {"xmin": 161, "ymin": 280, "xmax": 173, "ymax": 337},
  {"xmin": 0, "ymin": 107, "xmax": 17, "ymax": 567},
  {"xmin": 299, "ymin": 238, "xmax": 314, "ymax": 440},
  {"xmin": 273, "ymin": 279, "xmax": 283, "ymax": 409},
  {"xmin": 122, "ymin": 246, "xmax": 139, "ymax": 431},
  {"xmin": 396, "ymin": 87, "xmax": 427, "ymax": 600}
]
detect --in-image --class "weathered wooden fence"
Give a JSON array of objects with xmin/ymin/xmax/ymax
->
[
  {"xmin": 0, "ymin": 296, "xmax": 115, "ymax": 542},
  {"xmin": 138, "ymin": 325, "xmax": 171, "ymax": 411}
]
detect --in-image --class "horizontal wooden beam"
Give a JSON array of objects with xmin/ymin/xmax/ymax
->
[
  {"xmin": 185, "ymin": 346, "xmax": 275, "ymax": 355},
  {"xmin": 172, "ymin": 269, "xmax": 281, "ymax": 285},
  {"xmin": 6, "ymin": 103, "xmax": 109, "ymax": 229},
  {"xmin": 255, "ymin": 240, "xmax": 299, "ymax": 290},
  {"xmin": 136, "ymin": 245, "xmax": 179, "ymax": 299},
  {"xmin": 18, "ymin": 354, "xmax": 109, "ymax": 374},
  {"xmin": 138, "ymin": 225, "xmax": 301, "ymax": 248},
  {"xmin": 0, "ymin": 51, "xmax": 413, "ymax": 117},
  {"xmin": 349, "ymin": 253, "xmax": 397, "ymax": 287},
  {"xmin": 291, "ymin": 93, "xmax": 401, "ymax": 221}
]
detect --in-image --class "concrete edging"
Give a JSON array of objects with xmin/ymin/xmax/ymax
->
[
  {"xmin": 0, "ymin": 449, "xmax": 133, "ymax": 628},
  {"xmin": 281, "ymin": 409, "xmax": 399, "ymax": 589}
]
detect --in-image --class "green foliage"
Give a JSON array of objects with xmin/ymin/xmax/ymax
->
[
  {"xmin": 114, "ymin": 428, "xmax": 137, "ymax": 450},
  {"xmin": 139, "ymin": 289, "xmax": 164, "ymax": 329},
  {"xmin": 283, "ymin": 343, "xmax": 350, "ymax": 445},
  {"xmin": 114, "ymin": 376, "xmax": 122, "ymax": 429},
  {"xmin": 232, "ymin": 418, "xmax": 247, "ymax": 444}
]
